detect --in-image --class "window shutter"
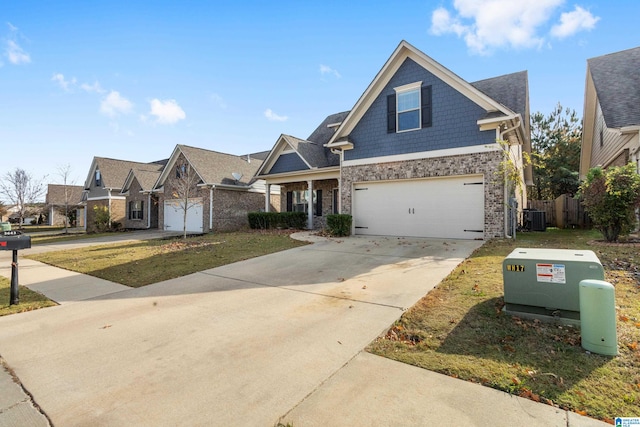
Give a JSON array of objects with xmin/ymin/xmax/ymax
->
[
  {"xmin": 387, "ymin": 94, "xmax": 396, "ymax": 133},
  {"xmin": 421, "ymin": 85, "xmax": 432, "ymax": 128},
  {"xmin": 315, "ymin": 190, "xmax": 322, "ymax": 216},
  {"xmin": 140, "ymin": 200, "xmax": 144, "ymax": 219},
  {"xmin": 286, "ymin": 191, "xmax": 293, "ymax": 212},
  {"xmin": 128, "ymin": 201, "xmax": 132, "ymax": 220}
]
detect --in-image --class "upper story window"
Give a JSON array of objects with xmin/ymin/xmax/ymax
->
[
  {"xmin": 95, "ymin": 170, "xmax": 102, "ymax": 187},
  {"xmin": 176, "ymin": 164, "xmax": 187, "ymax": 179},
  {"xmin": 387, "ymin": 82, "xmax": 432, "ymax": 133}
]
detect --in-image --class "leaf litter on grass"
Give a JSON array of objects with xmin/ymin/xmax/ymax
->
[{"xmin": 367, "ymin": 229, "xmax": 640, "ymax": 422}]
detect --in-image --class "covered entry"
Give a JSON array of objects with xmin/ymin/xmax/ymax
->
[{"xmin": 352, "ymin": 175, "xmax": 484, "ymax": 239}]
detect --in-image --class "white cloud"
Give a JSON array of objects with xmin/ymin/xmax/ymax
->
[
  {"xmin": 550, "ymin": 6, "xmax": 599, "ymax": 38},
  {"xmin": 81, "ymin": 81, "xmax": 105, "ymax": 94},
  {"xmin": 5, "ymin": 39, "xmax": 30, "ymax": 64},
  {"xmin": 429, "ymin": 0, "xmax": 598, "ymax": 55},
  {"xmin": 51, "ymin": 73, "xmax": 76, "ymax": 91},
  {"xmin": 320, "ymin": 64, "xmax": 341, "ymax": 79},
  {"xmin": 211, "ymin": 93, "xmax": 227, "ymax": 109},
  {"xmin": 148, "ymin": 98, "xmax": 186, "ymax": 124},
  {"xmin": 100, "ymin": 91, "xmax": 133, "ymax": 117},
  {"xmin": 264, "ymin": 108, "xmax": 288, "ymax": 122}
]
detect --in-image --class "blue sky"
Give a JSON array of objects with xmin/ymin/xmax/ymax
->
[{"xmin": 1, "ymin": 1, "xmax": 638, "ymax": 198}]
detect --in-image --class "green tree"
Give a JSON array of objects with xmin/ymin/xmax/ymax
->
[
  {"xmin": 530, "ymin": 104, "xmax": 582, "ymax": 200},
  {"xmin": 579, "ymin": 163, "xmax": 640, "ymax": 242}
]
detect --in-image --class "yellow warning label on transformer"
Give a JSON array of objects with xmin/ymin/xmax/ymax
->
[{"xmin": 506, "ymin": 264, "xmax": 525, "ymax": 272}]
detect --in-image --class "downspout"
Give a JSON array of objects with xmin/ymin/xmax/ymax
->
[
  {"xmin": 147, "ymin": 193, "xmax": 152, "ymax": 229},
  {"xmin": 107, "ymin": 189, "xmax": 112, "ymax": 228},
  {"xmin": 499, "ymin": 118, "xmax": 522, "ymax": 239},
  {"xmin": 209, "ymin": 186, "xmax": 214, "ymax": 233}
]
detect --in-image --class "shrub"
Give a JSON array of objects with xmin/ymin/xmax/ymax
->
[
  {"xmin": 93, "ymin": 205, "xmax": 111, "ymax": 232},
  {"xmin": 579, "ymin": 163, "xmax": 640, "ymax": 242},
  {"xmin": 326, "ymin": 214, "xmax": 352, "ymax": 237},
  {"xmin": 248, "ymin": 212, "xmax": 307, "ymax": 230}
]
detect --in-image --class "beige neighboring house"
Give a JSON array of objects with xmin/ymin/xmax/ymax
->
[
  {"xmin": 45, "ymin": 184, "xmax": 85, "ymax": 227},
  {"xmin": 580, "ymin": 46, "xmax": 640, "ymax": 178},
  {"xmin": 154, "ymin": 145, "xmax": 279, "ymax": 234},
  {"xmin": 83, "ymin": 157, "xmax": 165, "ymax": 232}
]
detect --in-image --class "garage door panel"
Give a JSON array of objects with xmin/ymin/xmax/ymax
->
[
  {"xmin": 353, "ymin": 176, "xmax": 484, "ymax": 239},
  {"xmin": 164, "ymin": 198, "xmax": 204, "ymax": 233}
]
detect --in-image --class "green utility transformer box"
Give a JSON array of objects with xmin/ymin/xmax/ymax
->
[{"xmin": 502, "ymin": 248, "xmax": 604, "ymax": 324}]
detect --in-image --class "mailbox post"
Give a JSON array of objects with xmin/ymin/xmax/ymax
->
[{"xmin": 0, "ymin": 231, "xmax": 32, "ymax": 305}]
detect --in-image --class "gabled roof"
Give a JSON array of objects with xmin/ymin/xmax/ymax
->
[
  {"xmin": 588, "ymin": 46, "xmax": 640, "ymax": 129},
  {"xmin": 155, "ymin": 144, "xmax": 263, "ymax": 189},
  {"xmin": 471, "ymin": 71, "xmax": 528, "ymax": 122},
  {"xmin": 121, "ymin": 168, "xmax": 164, "ymax": 194},
  {"xmin": 84, "ymin": 157, "xmax": 164, "ymax": 190},
  {"xmin": 255, "ymin": 111, "xmax": 349, "ymax": 176},
  {"xmin": 45, "ymin": 184, "xmax": 84, "ymax": 205},
  {"xmin": 329, "ymin": 40, "xmax": 520, "ymax": 146}
]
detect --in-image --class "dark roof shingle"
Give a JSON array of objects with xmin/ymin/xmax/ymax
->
[
  {"xmin": 471, "ymin": 70, "xmax": 528, "ymax": 118},
  {"xmin": 588, "ymin": 46, "xmax": 640, "ymax": 128}
]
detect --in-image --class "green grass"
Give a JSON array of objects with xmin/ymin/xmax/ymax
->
[
  {"xmin": 29, "ymin": 231, "xmax": 309, "ymax": 287},
  {"xmin": 367, "ymin": 229, "xmax": 640, "ymax": 423},
  {"xmin": 0, "ymin": 276, "xmax": 57, "ymax": 316}
]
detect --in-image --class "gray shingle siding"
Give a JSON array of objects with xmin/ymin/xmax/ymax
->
[
  {"xmin": 345, "ymin": 58, "xmax": 496, "ymax": 161},
  {"xmin": 269, "ymin": 153, "xmax": 309, "ymax": 174}
]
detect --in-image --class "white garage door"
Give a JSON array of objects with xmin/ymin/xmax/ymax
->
[
  {"xmin": 352, "ymin": 175, "xmax": 484, "ymax": 239},
  {"xmin": 163, "ymin": 198, "xmax": 204, "ymax": 233}
]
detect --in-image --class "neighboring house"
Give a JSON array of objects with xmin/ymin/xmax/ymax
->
[
  {"xmin": 45, "ymin": 184, "xmax": 85, "ymax": 227},
  {"xmin": 120, "ymin": 166, "xmax": 165, "ymax": 230},
  {"xmin": 83, "ymin": 157, "xmax": 165, "ymax": 232},
  {"xmin": 256, "ymin": 40, "xmax": 531, "ymax": 239},
  {"xmin": 154, "ymin": 145, "xmax": 279, "ymax": 233},
  {"xmin": 580, "ymin": 46, "xmax": 640, "ymax": 178}
]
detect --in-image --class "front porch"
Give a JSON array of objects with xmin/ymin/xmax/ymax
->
[{"xmin": 264, "ymin": 178, "xmax": 339, "ymax": 230}]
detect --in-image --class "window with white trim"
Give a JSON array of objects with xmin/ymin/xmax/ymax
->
[
  {"xmin": 387, "ymin": 82, "xmax": 432, "ymax": 133},
  {"xmin": 129, "ymin": 200, "xmax": 144, "ymax": 220}
]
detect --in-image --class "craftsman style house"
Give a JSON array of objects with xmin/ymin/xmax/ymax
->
[
  {"xmin": 580, "ymin": 46, "xmax": 640, "ymax": 178},
  {"xmin": 83, "ymin": 157, "xmax": 165, "ymax": 232},
  {"xmin": 256, "ymin": 41, "xmax": 531, "ymax": 239},
  {"xmin": 154, "ymin": 145, "xmax": 277, "ymax": 234}
]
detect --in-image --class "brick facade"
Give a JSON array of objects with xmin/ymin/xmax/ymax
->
[
  {"xmin": 158, "ymin": 152, "xmax": 279, "ymax": 233},
  {"xmin": 86, "ymin": 198, "xmax": 126, "ymax": 232},
  {"xmin": 124, "ymin": 177, "xmax": 159, "ymax": 230},
  {"xmin": 341, "ymin": 150, "xmax": 505, "ymax": 239}
]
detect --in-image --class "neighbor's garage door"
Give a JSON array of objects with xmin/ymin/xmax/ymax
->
[
  {"xmin": 352, "ymin": 175, "xmax": 484, "ymax": 239},
  {"xmin": 163, "ymin": 198, "xmax": 204, "ymax": 233}
]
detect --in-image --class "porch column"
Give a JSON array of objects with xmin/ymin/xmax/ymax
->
[
  {"xmin": 264, "ymin": 183, "xmax": 271, "ymax": 212},
  {"xmin": 307, "ymin": 180, "xmax": 313, "ymax": 230}
]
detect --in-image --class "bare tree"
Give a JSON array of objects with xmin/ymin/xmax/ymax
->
[
  {"xmin": 0, "ymin": 168, "xmax": 46, "ymax": 229},
  {"xmin": 171, "ymin": 162, "xmax": 201, "ymax": 239},
  {"xmin": 57, "ymin": 164, "xmax": 76, "ymax": 234}
]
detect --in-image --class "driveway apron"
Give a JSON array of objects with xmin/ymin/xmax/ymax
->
[{"xmin": 0, "ymin": 236, "xmax": 481, "ymax": 426}]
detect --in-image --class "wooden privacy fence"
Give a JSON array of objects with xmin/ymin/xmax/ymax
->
[{"xmin": 528, "ymin": 194, "xmax": 591, "ymax": 229}]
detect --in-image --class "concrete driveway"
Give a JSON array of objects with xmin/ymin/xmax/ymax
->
[{"xmin": 0, "ymin": 235, "xmax": 481, "ymax": 426}]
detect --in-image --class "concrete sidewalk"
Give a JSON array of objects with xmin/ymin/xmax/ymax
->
[{"xmin": 0, "ymin": 233, "xmax": 610, "ymax": 426}]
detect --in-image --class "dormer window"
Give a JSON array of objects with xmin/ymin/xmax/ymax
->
[
  {"xmin": 387, "ymin": 82, "xmax": 432, "ymax": 133},
  {"xmin": 95, "ymin": 170, "xmax": 102, "ymax": 187}
]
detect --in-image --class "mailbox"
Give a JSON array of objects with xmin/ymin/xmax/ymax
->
[{"xmin": 0, "ymin": 231, "xmax": 31, "ymax": 250}]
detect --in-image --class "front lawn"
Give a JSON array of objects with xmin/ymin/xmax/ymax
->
[
  {"xmin": 367, "ymin": 229, "xmax": 640, "ymax": 423},
  {"xmin": 29, "ymin": 231, "xmax": 309, "ymax": 287},
  {"xmin": 0, "ymin": 276, "xmax": 57, "ymax": 316}
]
